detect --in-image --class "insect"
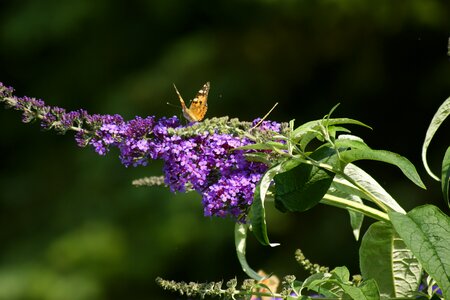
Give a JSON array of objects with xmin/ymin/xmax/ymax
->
[{"xmin": 172, "ymin": 82, "xmax": 210, "ymax": 122}]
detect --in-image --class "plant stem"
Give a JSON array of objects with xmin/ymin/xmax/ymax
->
[{"xmin": 321, "ymin": 193, "xmax": 390, "ymax": 222}]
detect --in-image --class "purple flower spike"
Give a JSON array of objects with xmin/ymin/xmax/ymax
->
[{"xmin": 0, "ymin": 82, "xmax": 283, "ymax": 220}]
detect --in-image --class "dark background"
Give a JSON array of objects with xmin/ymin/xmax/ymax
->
[{"xmin": 0, "ymin": 1, "xmax": 449, "ymax": 299}]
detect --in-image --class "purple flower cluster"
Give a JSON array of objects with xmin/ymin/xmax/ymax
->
[
  {"xmin": 0, "ymin": 82, "xmax": 281, "ymax": 219},
  {"xmin": 161, "ymin": 133, "xmax": 267, "ymax": 217},
  {"xmin": 86, "ymin": 116, "xmax": 271, "ymax": 218}
]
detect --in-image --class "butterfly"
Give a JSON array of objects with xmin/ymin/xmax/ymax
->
[
  {"xmin": 173, "ymin": 82, "xmax": 210, "ymax": 122},
  {"xmin": 250, "ymin": 270, "xmax": 279, "ymax": 300}
]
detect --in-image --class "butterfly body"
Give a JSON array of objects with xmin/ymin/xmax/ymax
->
[{"xmin": 173, "ymin": 82, "xmax": 210, "ymax": 122}]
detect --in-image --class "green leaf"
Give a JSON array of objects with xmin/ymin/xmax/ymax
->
[
  {"xmin": 333, "ymin": 163, "xmax": 405, "ymax": 213},
  {"xmin": 422, "ymin": 96, "xmax": 450, "ymax": 181},
  {"xmin": 348, "ymin": 203, "xmax": 364, "ymax": 241},
  {"xmin": 302, "ymin": 273, "xmax": 341, "ymax": 298},
  {"xmin": 359, "ymin": 222, "xmax": 422, "ymax": 298},
  {"xmin": 340, "ymin": 148, "xmax": 426, "ymax": 189},
  {"xmin": 250, "ymin": 185, "xmax": 270, "ymax": 246},
  {"xmin": 389, "ymin": 205, "xmax": 450, "ymax": 300},
  {"xmin": 250, "ymin": 165, "xmax": 282, "ymax": 247},
  {"xmin": 292, "ymin": 118, "xmax": 371, "ymax": 141},
  {"xmin": 441, "ymin": 146, "xmax": 450, "ymax": 208},
  {"xmin": 359, "ymin": 279, "xmax": 380, "ymax": 300},
  {"xmin": 330, "ymin": 266, "xmax": 350, "ymax": 283},
  {"xmin": 298, "ymin": 131, "xmax": 321, "ymax": 151},
  {"xmin": 298, "ymin": 127, "xmax": 352, "ymax": 151},
  {"xmin": 328, "ymin": 125, "xmax": 352, "ymax": 137},
  {"xmin": 340, "ymin": 284, "xmax": 375, "ymax": 300},
  {"xmin": 334, "ymin": 134, "xmax": 369, "ymax": 150},
  {"xmin": 304, "ymin": 271, "xmax": 380, "ymax": 300},
  {"xmin": 250, "ymin": 158, "xmax": 307, "ymax": 246},
  {"xmin": 234, "ymin": 223, "xmax": 264, "ymax": 281},
  {"xmin": 274, "ymin": 147, "xmax": 338, "ymax": 212},
  {"xmin": 235, "ymin": 141, "xmax": 287, "ymax": 151},
  {"xmin": 244, "ymin": 152, "xmax": 271, "ymax": 165}
]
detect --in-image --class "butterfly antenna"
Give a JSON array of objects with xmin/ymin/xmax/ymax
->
[
  {"xmin": 166, "ymin": 101, "xmax": 180, "ymax": 109},
  {"xmin": 250, "ymin": 102, "xmax": 279, "ymax": 130},
  {"xmin": 174, "ymin": 83, "xmax": 192, "ymax": 111},
  {"xmin": 173, "ymin": 83, "xmax": 186, "ymax": 103}
]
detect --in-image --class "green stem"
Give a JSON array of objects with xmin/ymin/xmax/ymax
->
[
  {"xmin": 305, "ymin": 158, "xmax": 391, "ymax": 213},
  {"xmin": 321, "ymin": 193, "xmax": 390, "ymax": 222},
  {"xmin": 333, "ymin": 170, "xmax": 390, "ymax": 212}
]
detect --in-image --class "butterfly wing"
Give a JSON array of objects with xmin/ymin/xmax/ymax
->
[
  {"xmin": 187, "ymin": 82, "xmax": 209, "ymax": 122},
  {"xmin": 173, "ymin": 82, "xmax": 210, "ymax": 122}
]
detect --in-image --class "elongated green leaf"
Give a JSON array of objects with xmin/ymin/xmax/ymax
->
[
  {"xmin": 292, "ymin": 118, "xmax": 371, "ymax": 141},
  {"xmin": 340, "ymin": 148, "xmax": 426, "ymax": 189},
  {"xmin": 251, "ymin": 160, "xmax": 300, "ymax": 249},
  {"xmin": 389, "ymin": 205, "xmax": 450, "ymax": 300},
  {"xmin": 250, "ymin": 185, "xmax": 270, "ymax": 246},
  {"xmin": 250, "ymin": 164, "xmax": 282, "ymax": 247},
  {"xmin": 334, "ymin": 134, "xmax": 369, "ymax": 150},
  {"xmin": 422, "ymin": 96, "xmax": 450, "ymax": 181},
  {"xmin": 234, "ymin": 223, "xmax": 264, "ymax": 281},
  {"xmin": 441, "ymin": 146, "xmax": 450, "ymax": 208},
  {"xmin": 299, "ymin": 131, "xmax": 321, "ymax": 151},
  {"xmin": 244, "ymin": 152, "xmax": 271, "ymax": 165},
  {"xmin": 349, "ymin": 206, "xmax": 364, "ymax": 241},
  {"xmin": 333, "ymin": 163, "xmax": 405, "ymax": 213},
  {"xmin": 235, "ymin": 141, "xmax": 287, "ymax": 151},
  {"xmin": 328, "ymin": 126, "xmax": 352, "ymax": 137},
  {"xmin": 359, "ymin": 222, "xmax": 422, "ymax": 298},
  {"xmin": 298, "ymin": 127, "xmax": 352, "ymax": 151},
  {"xmin": 274, "ymin": 147, "xmax": 338, "ymax": 212}
]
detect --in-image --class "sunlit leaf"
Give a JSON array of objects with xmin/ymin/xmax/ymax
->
[
  {"xmin": 292, "ymin": 118, "xmax": 371, "ymax": 142},
  {"xmin": 334, "ymin": 134, "xmax": 369, "ymax": 150},
  {"xmin": 333, "ymin": 163, "xmax": 405, "ymax": 213},
  {"xmin": 235, "ymin": 141, "xmax": 287, "ymax": 151},
  {"xmin": 359, "ymin": 222, "xmax": 422, "ymax": 298},
  {"xmin": 339, "ymin": 283, "xmax": 378, "ymax": 300},
  {"xmin": 303, "ymin": 268, "xmax": 380, "ymax": 300},
  {"xmin": 359, "ymin": 279, "xmax": 381, "ymax": 300},
  {"xmin": 421, "ymin": 96, "xmax": 450, "ymax": 181},
  {"xmin": 302, "ymin": 273, "xmax": 341, "ymax": 298},
  {"xmin": 441, "ymin": 146, "xmax": 450, "ymax": 208},
  {"xmin": 234, "ymin": 223, "xmax": 264, "ymax": 281},
  {"xmin": 348, "ymin": 205, "xmax": 364, "ymax": 241},
  {"xmin": 389, "ymin": 205, "xmax": 450, "ymax": 300},
  {"xmin": 340, "ymin": 148, "xmax": 426, "ymax": 189},
  {"xmin": 298, "ymin": 131, "xmax": 321, "ymax": 151},
  {"xmin": 250, "ymin": 164, "xmax": 282, "ymax": 247},
  {"xmin": 330, "ymin": 266, "xmax": 350, "ymax": 283},
  {"xmin": 328, "ymin": 126, "xmax": 351, "ymax": 138},
  {"xmin": 298, "ymin": 127, "xmax": 352, "ymax": 151},
  {"xmin": 244, "ymin": 152, "xmax": 271, "ymax": 165},
  {"xmin": 250, "ymin": 185, "xmax": 270, "ymax": 246}
]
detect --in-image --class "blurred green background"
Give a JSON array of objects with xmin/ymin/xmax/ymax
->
[{"xmin": 0, "ymin": 0, "xmax": 449, "ymax": 299}]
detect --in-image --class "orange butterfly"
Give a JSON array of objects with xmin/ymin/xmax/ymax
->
[{"xmin": 173, "ymin": 82, "xmax": 210, "ymax": 122}]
